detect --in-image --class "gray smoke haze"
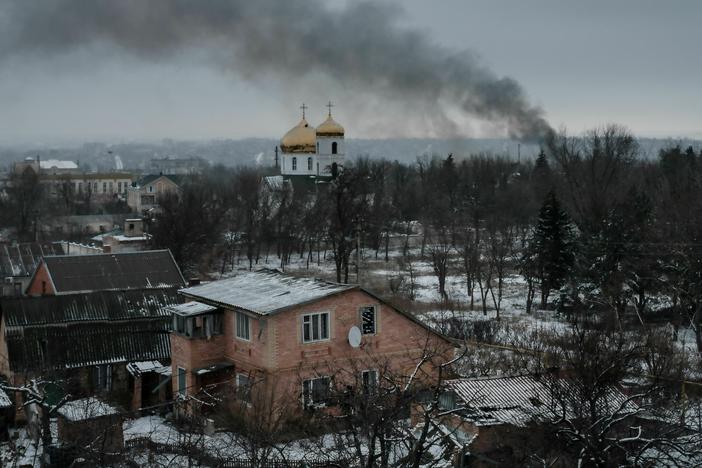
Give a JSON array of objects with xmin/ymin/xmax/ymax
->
[{"xmin": 0, "ymin": 0, "xmax": 552, "ymax": 140}]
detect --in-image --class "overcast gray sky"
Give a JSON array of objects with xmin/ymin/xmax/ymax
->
[{"xmin": 1, "ymin": 0, "xmax": 700, "ymax": 145}]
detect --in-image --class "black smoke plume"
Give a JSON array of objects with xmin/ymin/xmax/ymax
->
[{"xmin": 0, "ymin": 0, "xmax": 552, "ymax": 140}]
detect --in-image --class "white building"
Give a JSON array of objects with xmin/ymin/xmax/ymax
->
[{"xmin": 279, "ymin": 104, "xmax": 345, "ymax": 179}]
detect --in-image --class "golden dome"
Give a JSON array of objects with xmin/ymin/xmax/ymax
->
[
  {"xmin": 316, "ymin": 115, "xmax": 345, "ymax": 137},
  {"xmin": 280, "ymin": 118, "xmax": 316, "ymax": 153}
]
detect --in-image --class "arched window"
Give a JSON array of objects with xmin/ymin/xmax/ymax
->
[
  {"xmin": 307, "ymin": 157, "xmax": 313, "ymax": 170},
  {"xmin": 331, "ymin": 142, "xmax": 338, "ymax": 155},
  {"xmin": 292, "ymin": 157, "xmax": 297, "ymax": 171}
]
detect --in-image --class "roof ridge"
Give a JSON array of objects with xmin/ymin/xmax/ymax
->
[{"xmin": 45, "ymin": 249, "xmax": 171, "ymax": 259}]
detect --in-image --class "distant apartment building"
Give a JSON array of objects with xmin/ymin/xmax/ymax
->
[{"xmin": 12, "ymin": 156, "xmax": 133, "ymax": 203}]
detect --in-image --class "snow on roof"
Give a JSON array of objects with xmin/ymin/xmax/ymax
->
[
  {"xmin": 166, "ymin": 301, "xmax": 217, "ymax": 317},
  {"xmin": 180, "ymin": 269, "xmax": 355, "ymax": 315},
  {"xmin": 40, "ymin": 159, "xmax": 78, "ymax": 170},
  {"xmin": 57, "ymin": 397, "xmax": 119, "ymax": 422},
  {"xmin": 447, "ymin": 375, "xmax": 557, "ymax": 427},
  {"xmin": 0, "ymin": 387, "xmax": 12, "ymax": 408},
  {"xmin": 126, "ymin": 360, "xmax": 169, "ymax": 377},
  {"xmin": 447, "ymin": 374, "xmax": 633, "ymax": 427}
]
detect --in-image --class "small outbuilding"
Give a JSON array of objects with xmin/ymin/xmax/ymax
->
[{"xmin": 56, "ymin": 397, "xmax": 124, "ymax": 452}]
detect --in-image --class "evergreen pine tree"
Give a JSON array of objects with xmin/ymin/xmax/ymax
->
[{"xmin": 531, "ymin": 190, "xmax": 576, "ymax": 308}]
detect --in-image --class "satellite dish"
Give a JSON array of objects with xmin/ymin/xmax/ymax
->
[{"xmin": 348, "ymin": 326, "xmax": 362, "ymax": 348}]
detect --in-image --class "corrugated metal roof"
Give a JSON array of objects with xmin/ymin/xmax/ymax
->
[
  {"xmin": 2, "ymin": 288, "xmax": 182, "ymax": 328},
  {"xmin": 5, "ymin": 320, "xmax": 171, "ymax": 372},
  {"xmin": 42, "ymin": 250, "xmax": 186, "ymax": 293},
  {"xmin": 0, "ymin": 242, "xmax": 65, "ymax": 278},
  {"xmin": 447, "ymin": 375, "xmax": 557, "ymax": 427},
  {"xmin": 180, "ymin": 269, "xmax": 355, "ymax": 315},
  {"xmin": 446, "ymin": 375, "xmax": 632, "ymax": 427},
  {"xmin": 166, "ymin": 301, "xmax": 216, "ymax": 317}
]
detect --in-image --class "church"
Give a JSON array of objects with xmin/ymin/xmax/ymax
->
[{"xmin": 277, "ymin": 103, "xmax": 345, "ymax": 181}]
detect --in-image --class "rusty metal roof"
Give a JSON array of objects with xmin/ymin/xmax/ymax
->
[
  {"xmin": 180, "ymin": 268, "xmax": 354, "ymax": 315},
  {"xmin": 41, "ymin": 250, "xmax": 186, "ymax": 294},
  {"xmin": 0, "ymin": 242, "xmax": 65, "ymax": 278},
  {"xmin": 1, "ymin": 288, "xmax": 181, "ymax": 327}
]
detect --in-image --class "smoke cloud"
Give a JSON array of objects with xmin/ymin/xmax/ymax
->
[{"xmin": 0, "ymin": 0, "xmax": 552, "ymax": 140}]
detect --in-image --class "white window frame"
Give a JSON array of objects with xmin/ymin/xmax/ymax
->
[
  {"xmin": 302, "ymin": 376, "xmax": 331, "ymax": 407},
  {"xmin": 359, "ymin": 305, "xmax": 377, "ymax": 335},
  {"xmin": 302, "ymin": 312, "xmax": 330, "ymax": 343},
  {"xmin": 236, "ymin": 311, "xmax": 251, "ymax": 341}
]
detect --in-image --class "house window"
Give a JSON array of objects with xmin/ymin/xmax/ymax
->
[
  {"xmin": 236, "ymin": 311, "xmax": 250, "ymax": 340},
  {"xmin": 102, "ymin": 182, "xmax": 107, "ymax": 193},
  {"xmin": 178, "ymin": 367, "xmax": 187, "ymax": 396},
  {"xmin": 205, "ymin": 314, "xmax": 223, "ymax": 337},
  {"xmin": 109, "ymin": 181, "xmax": 114, "ymax": 193},
  {"xmin": 78, "ymin": 182, "xmax": 83, "ymax": 193},
  {"xmin": 172, "ymin": 314, "xmax": 186, "ymax": 334},
  {"xmin": 93, "ymin": 182, "xmax": 98, "ymax": 192},
  {"xmin": 118, "ymin": 182, "xmax": 122, "ymax": 193},
  {"xmin": 307, "ymin": 157, "xmax": 313, "ymax": 170},
  {"xmin": 236, "ymin": 373, "xmax": 252, "ymax": 403},
  {"xmin": 93, "ymin": 364, "xmax": 112, "ymax": 392},
  {"xmin": 332, "ymin": 142, "xmax": 338, "ymax": 154},
  {"xmin": 149, "ymin": 185, "xmax": 153, "ymax": 193},
  {"xmin": 292, "ymin": 157, "xmax": 297, "ymax": 171},
  {"xmin": 362, "ymin": 369, "xmax": 378, "ymax": 395},
  {"xmin": 302, "ymin": 376, "xmax": 330, "ymax": 407},
  {"xmin": 360, "ymin": 306, "xmax": 377, "ymax": 335},
  {"xmin": 302, "ymin": 312, "xmax": 329, "ymax": 343}
]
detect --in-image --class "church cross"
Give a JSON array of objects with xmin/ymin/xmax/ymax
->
[
  {"xmin": 326, "ymin": 101, "xmax": 334, "ymax": 116},
  {"xmin": 300, "ymin": 103, "xmax": 308, "ymax": 119}
]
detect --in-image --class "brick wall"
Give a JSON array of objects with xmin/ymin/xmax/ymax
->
[{"xmin": 25, "ymin": 263, "xmax": 55, "ymax": 296}]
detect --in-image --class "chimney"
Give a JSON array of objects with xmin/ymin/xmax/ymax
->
[{"xmin": 187, "ymin": 278, "xmax": 201, "ymax": 287}]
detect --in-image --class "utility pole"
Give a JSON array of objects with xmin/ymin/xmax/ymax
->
[{"xmin": 517, "ymin": 143, "xmax": 521, "ymax": 164}]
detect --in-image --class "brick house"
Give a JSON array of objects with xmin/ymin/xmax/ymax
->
[
  {"xmin": 127, "ymin": 174, "xmax": 184, "ymax": 214},
  {"xmin": 167, "ymin": 269, "xmax": 453, "ymax": 416},
  {"xmin": 25, "ymin": 249, "xmax": 186, "ymax": 296}
]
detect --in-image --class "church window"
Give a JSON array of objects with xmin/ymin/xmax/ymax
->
[
  {"xmin": 292, "ymin": 157, "xmax": 297, "ymax": 171},
  {"xmin": 307, "ymin": 157, "xmax": 313, "ymax": 170},
  {"xmin": 332, "ymin": 142, "xmax": 338, "ymax": 155}
]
